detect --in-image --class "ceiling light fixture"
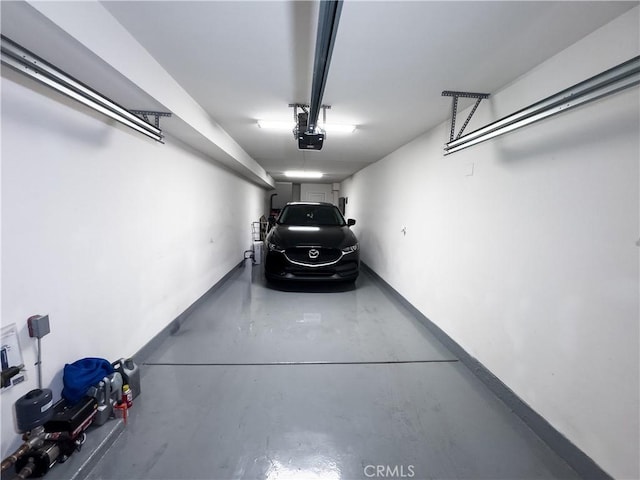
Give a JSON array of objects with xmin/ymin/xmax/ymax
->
[
  {"xmin": 257, "ymin": 120, "xmax": 355, "ymax": 133},
  {"xmin": 284, "ymin": 171, "xmax": 324, "ymax": 179}
]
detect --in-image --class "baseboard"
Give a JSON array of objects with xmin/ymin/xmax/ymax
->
[
  {"xmin": 133, "ymin": 261, "xmax": 245, "ymax": 365},
  {"xmin": 361, "ymin": 262, "xmax": 612, "ymax": 480}
]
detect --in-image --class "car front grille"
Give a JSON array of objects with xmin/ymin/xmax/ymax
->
[{"xmin": 284, "ymin": 247, "xmax": 342, "ymax": 266}]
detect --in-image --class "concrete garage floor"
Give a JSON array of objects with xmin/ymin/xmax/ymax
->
[{"xmin": 86, "ymin": 264, "xmax": 579, "ymax": 480}]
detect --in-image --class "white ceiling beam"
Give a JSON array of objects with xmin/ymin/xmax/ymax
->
[{"xmin": 27, "ymin": 0, "xmax": 274, "ymax": 189}]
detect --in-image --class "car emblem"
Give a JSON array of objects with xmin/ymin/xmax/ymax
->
[{"xmin": 308, "ymin": 249, "xmax": 320, "ymax": 259}]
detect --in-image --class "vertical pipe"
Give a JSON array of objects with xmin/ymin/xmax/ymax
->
[{"xmin": 37, "ymin": 337, "xmax": 42, "ymax": 389}]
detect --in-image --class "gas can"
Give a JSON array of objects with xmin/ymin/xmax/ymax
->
[
  {"xmin": 113, "ymin": 358, "xmax": 141, "ymax": 399},
  {"xmin": 89, "ymin": 379, "xmax": 111, "ymax": 426}
]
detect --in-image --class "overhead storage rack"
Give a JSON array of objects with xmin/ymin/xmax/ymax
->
[
  {"xmin": 443, "ymin": 56, "xmax": 640, "ymax": 155},
  {"xmin": 1, "ymin": 35, "xmax": 170, "ymax": 143}
]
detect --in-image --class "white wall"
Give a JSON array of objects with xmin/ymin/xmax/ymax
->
[
  {"xmin": 342, "ymin": 8, "xmax": 639, "ymax": 479},
  {"xmin": 0, "ymin": 68, "xmax": 265, "ymax": 454}
]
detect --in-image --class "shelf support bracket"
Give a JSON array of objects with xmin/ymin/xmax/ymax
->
[
  {"xmin": 130, "ymin": 110, "xmax": 172, "ymax": 130},
  {"xmin": 441, "ymin": 91, "xmax": 490, "ymax": 142}
]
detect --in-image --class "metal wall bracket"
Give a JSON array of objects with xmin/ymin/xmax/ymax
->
[
  {"xmin": 130, "ymin": 110, "xmax": 172, "ymax": 130},
  {"xmin": 441, "ymin": 91, "xmax": 490, "ymax": 142}
]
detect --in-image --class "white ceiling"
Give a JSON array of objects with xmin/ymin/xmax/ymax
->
[{"xmin": 3, "ymin": 1, "xmax": 637, "ymax": 184}]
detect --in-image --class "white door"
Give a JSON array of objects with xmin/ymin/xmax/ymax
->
[{"xmin": 308, "ymin": 192, "xmax": 326, "ymax": 202}]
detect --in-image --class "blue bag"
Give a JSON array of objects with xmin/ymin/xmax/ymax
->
[{"xmin": 62, "ymin": 357, "xmax": 114, "ymax": 405}]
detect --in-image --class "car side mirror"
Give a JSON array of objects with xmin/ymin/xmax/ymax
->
[
  {"xmin": 268, "ymin": 216, "xmax": 277, "ymax": 228},
  {"xmin": 347, "ymin": 218, "xmax": 356, "ymax": 227}
]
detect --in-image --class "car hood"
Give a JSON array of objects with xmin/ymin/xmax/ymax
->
[{"xmin": 269, "ymin": 225, "xmax": 357, "ymax": 249}]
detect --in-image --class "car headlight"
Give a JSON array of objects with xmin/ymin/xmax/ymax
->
[
  {"xmin": 268, "ymin": 242, "xmax": 285, "ymax": 253},
  {"xmin": 342, "ymin": 243, "xmax": 359, "ymax": 254}
]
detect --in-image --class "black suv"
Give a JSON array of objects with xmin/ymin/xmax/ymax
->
[{"xmin": 265, "ymin": 202, "xmax": 359, "ymax": 282}]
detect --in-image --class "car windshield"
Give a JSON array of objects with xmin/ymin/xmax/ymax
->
[{"xmin": 278, "ymin": 204, "xmax": 346, "ymax": 226}]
